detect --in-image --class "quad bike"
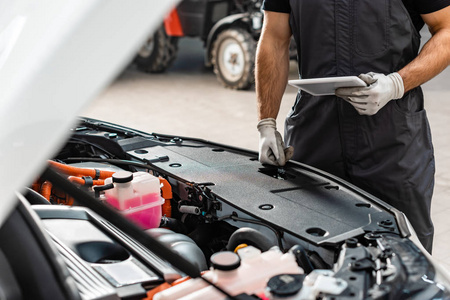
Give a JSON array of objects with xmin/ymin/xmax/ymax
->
[{"xmin": 135, "ymin": 0, "xmax": 263, "ymax": 90}]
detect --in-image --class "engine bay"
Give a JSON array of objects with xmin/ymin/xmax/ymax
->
[{"xmin": 12, "ymin": 117, "xmax": 448, "ymax": 300}]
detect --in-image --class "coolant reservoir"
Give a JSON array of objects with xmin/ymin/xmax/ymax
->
[
  {"xmin": 105, "ymin": 171, "xmax": 164, "ymax": 229},
  {"xmin": 153, "ymin": 246, "xmax": 304, "ymax": 300}
]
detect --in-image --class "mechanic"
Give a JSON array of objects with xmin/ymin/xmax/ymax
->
[{"xmin": 256, "ymin": 1, "xmax": 450, "ymax": 253}]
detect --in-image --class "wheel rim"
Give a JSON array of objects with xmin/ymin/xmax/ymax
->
[
  {"xmin": 218, "ymin": 38, "xmax": 245, "ymax": 82},
  {"xmin": 138, "ymin": 37, "xmax": 154, "ymax": 58}
]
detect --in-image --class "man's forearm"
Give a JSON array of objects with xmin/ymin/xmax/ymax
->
[
  {"xmin": 256, "ymin": 40, "xmax": 290, "ymax": 121},
  {"xmin": 398, "ymin": 7, "xmax": 450, "ymax": 93},
  {"xmin": 399, "ymin": 28, "xmax": 450, "ymax": 92}
]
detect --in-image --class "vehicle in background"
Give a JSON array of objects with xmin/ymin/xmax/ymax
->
[{"xmin": 134, "ymin": 0, "xmax": 263, "ymax": 90}]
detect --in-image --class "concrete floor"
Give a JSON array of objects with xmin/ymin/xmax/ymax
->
[{"xmin": 83, "ymin": 33, "xmax": 450, "ymax": 269}]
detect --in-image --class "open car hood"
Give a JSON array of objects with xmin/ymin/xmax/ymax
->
[{"xmin": 0, "ymin": 0, "xmax": 179, "ymax": 226}]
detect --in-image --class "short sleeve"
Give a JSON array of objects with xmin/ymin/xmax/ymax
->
[
  {"xmin": 414, "ymin": 0, "xmax": 450, "ymax": 14},
  {"xmin": 262, "ymin": 0, "xmax": 291, "ymax": 13}
]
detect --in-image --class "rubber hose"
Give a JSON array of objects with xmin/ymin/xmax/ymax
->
[
  {"xmin": 40, "ymin": 181, "xmax": 52, "ymax": 201},
  {"xmin": 23, "ymin": 187, "xmax": 51, "ymax": 205},
  {"xmin": 147, "ymin": 228, "xmax": 208, "ymax": 272},
  {"xmin": 48, "ymin": 160, "xmax": 115, "ymax": 179},
  {"xmin": 289, "ymin": 245, "xmax": 315, "ymax": 273},
  {"xmin": 160, "ymin": 216, "xmax": 188, "ymax": 234},
  {"xmin": 226, "ymin": 227, "xmax": 275, "ymax": 252},
  {"xmin": 308, "ymin": 252, "xmax": 330, "ymax": 269},
  {"xmin": 68, "ymin": 176, "xmax": 105, "ymax": 186}
]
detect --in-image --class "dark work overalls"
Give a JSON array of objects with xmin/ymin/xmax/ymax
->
[{"xmin": 285, "ymin": 0, "xmax": 435, "ymax": 252}]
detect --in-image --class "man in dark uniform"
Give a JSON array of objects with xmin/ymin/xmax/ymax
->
[{"xmin": 256, "ymin": 1, "xmax": 450, "ymax": 253}]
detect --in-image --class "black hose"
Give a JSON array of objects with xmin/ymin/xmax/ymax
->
[
  {"xmin": 67, "ymin": 138, "xmax": 118, "ymax": 158},
  {"xmin": 64, "ymin": 157, "xmax": 155, "ymax": 170},
  {"xmin": 226, "ymin": 227, "xmax": 275, "ymax": 252},
  {"xmin": 92, "ymin": 183, "xmax": 114, "ymax": 198},
  {"xmin": 160, "ymin": 216, "xmax": 188, "ymax": 234},
  {"xmin": 289, "ymin": 245, "xmax": 315, "ymax": 273},
  {"xmin": 219, "ymin": 213, "xmax": 284, "ymax": 252},
  {"xmin": 308, "ymin": 251, "xmax": 330, "ymax": 269}
]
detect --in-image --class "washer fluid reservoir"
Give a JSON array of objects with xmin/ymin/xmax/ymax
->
[{"xmin": 105, "ymin": 171, "xmax": 164, "ymax": 229}]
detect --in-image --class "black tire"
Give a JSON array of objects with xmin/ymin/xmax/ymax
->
[
  {"xmin": 211, "ymin": 28, "xmax": 256, "ymax": 90},
  {"xmin": 135, "ymin": 26, "xmax": 178, "ymax": 73}
]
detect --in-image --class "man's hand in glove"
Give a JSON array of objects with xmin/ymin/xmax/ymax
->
[
  {"xmin": 257, "ymin": 118, "xmax": 294, "ymax": 166},
  {"xmin": 335, "ymin": 72, "xmax": 404, "ymax": 115}
]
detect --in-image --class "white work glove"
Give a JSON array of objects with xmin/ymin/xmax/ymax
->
[
  {"xmin": 257, "ymin": 118, "xmax": 294, "ymax": 166},
  {"xmin": 335, "ymin": 72, "xmax": 404, "ymax": 115}
]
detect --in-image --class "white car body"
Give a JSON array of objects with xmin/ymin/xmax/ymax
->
[{"xmin": 0, "ymin": 0, "xmax": 178, "ymax": 225}]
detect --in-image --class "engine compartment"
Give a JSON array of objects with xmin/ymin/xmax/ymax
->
[{"xmin": 14, "ymin": 117, "xmax": 448, "ymax": 300}]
